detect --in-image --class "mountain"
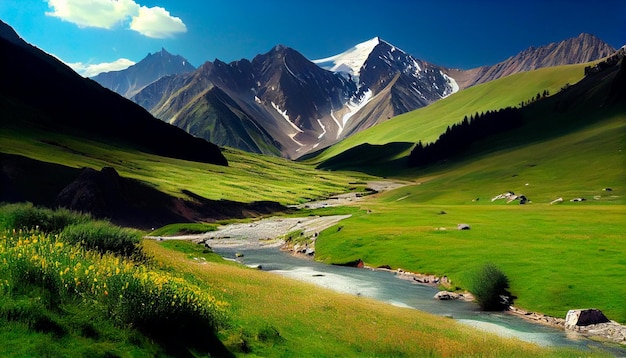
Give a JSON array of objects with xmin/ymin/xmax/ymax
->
[
  {"xmin": 313, "ymin": 47, "xmax": 626, "ymax": 174},
  {"xmin": 92, "ymin": 48, "xmax": 196, "ymax": 98},
  {"xmin": 0, "ymin": 19, "xmax": 27, "ymax": 47},
  {"xmin": 0, "ymin": 20, "xmax": 227, "ymax": 166},
  {"xmin": 313, "ymin": 37, "xmax": 458, "ymax": 137},
  {"xmin": 133, "ymin": 38, "xmax": 458, "ymax": 158},
  {"xmin": 451, "ymin": 33, "xmax": 615, "ymax": 89},
  {"xmin": 133, "ymin": 45, "xmax": 357, "ymax": 157}
]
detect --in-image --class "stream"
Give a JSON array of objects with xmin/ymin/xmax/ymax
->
[
  {"xmin": 170, "ymin": 182, "xmax": 624, "ymax": 355},
  {"xmin": 206, "ymin": 242, "xmax": 625, "ymax": 356}
]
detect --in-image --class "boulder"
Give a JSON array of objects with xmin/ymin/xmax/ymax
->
[
  {"xmin": 457, "ymin": 223, "xmax": 471, "ymax": 230},
  {"xmin": 434, "ymin": 291, "xmax": 460, "ymax": 300},
  {"xmin": 565, "ymin": 309, "xmax": 610, "ymax": 329}
]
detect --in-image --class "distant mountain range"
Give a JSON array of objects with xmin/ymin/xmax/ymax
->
[
  {"xmin": 450, "ymin": 33, "xmax": 616, "ymax": 88},
  {"xmin": 92, "ymin": 48, "xmax": 196, "ymax": 98},
  {"xmin": 129, "ymin": 38, "xmax": 458, "ymax": 158},
  {"xmin": 0, "ymin": 20, "xmax": 227, "ymax": 167},
  {"xmin": 77, "ymin": 32, "xmax": 618, "ymax": 159}
]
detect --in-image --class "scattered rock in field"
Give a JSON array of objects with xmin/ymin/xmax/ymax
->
[
  {"xmin": 565, "ymin": 309, "xmax": 610, "ymax": 328},
  {"xmin": 506, "ymin": 194, "xmax": 518, "ymax": 203},
  {"xmin": 457, "ymin": 224, "xmax": 471, "ymax": 230},
  {"xmin": 434, "ymin": 291, "xmax": 460, "ymax": 300},
  {"xmin": 492, "ymin": 191, "xmax": 530, "ymax": 204},
  {"xmin": 570, "ymin": 198, "xmax": 586, "ymax": 202},
  {"xmin": 550, "ymin": 197, "xmax": 564, "ymax": 205},
  {"xmin": 472, "ymin": 197, "xmax": 480, "ymax": 202},
  {"xmin": 438, "ymin": 210, "xmax": 447, "ymax": 215},
  {"xmin": 492, "ymin": 191, "xmax": 515, "ymax": 202},
  {"xmin": 603, "ymin": 188, "xmax": 613, "ymax": 192}
]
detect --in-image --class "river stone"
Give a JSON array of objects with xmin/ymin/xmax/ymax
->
[
  {"xmin": 434, "ymin": 291, "xmax": 460, "ymax": 300},
  {"xmin": 565, "ymin": 309, "xmax": 610, "ymax": 328}
]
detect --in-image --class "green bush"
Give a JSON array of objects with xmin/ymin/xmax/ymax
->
[
  {"xmin": 468, "ymin": 263, "xmax": 512, "ymax": 311},
  {"xmin": 0, "ymin": 203, "xmax": 91, "ymax": 233},
  {"xmin": 60, "ymin": 221, "xmax": 142, "ymax": 258}
]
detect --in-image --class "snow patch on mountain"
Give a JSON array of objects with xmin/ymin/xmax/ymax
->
[
  {"xmin": 317, "ymin": 119, "xmax": 327, "ymax": 139},
  {"xmin": 313, "ymin": 37, "xmax": 380, "ymax": 80},
  {"xmin": 441, "ymin": 72, "xmax": 459, "ymax": 98},
  {"xmin": 271, "ymin": 101, "xmax": 303, "ymax": 133},
  {"xmin": 342, "ymin": 89, "xmax": 373, "ymax": 127},
  {"xmin": 330, "ymin": 110, "xmax": 342, "ymax": 139}
]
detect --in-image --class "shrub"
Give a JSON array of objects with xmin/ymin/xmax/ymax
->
[
  {"xmin": 60, "ymin": 221, "xmax": 142, "ymax": 258},
  {"xmin": 0, "ymin": 203, "xmax": 91, "ymax": 233},
  {"xmin": 468, "ymin": 263, "xmax": 512, "ymax": 311}
]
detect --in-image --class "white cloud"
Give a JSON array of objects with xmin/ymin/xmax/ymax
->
[
  {"xmin": 45, "ymin": 0, "xmax": 140, "ymax": 29},
  {"xmin": 130, "ymin": 6, "xmax": 187, "ymax": 38},
  {"xmin": 45, "ymin": 0, "xmax": 187, "ymax": 38},
  {"xmin": 66, "ymin": 58, "xmax": 136, "ymax": 77}
]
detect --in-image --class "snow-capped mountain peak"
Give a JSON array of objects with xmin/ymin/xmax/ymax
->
[{"xmin": 312, "ymin": 37, "xmax": 381, "ymax": 78}]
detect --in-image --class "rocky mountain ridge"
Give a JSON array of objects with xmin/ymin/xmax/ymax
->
[
  {"xmin": 99, "ymin": 33, "xmax": 615, "ymax": 159},
  {"xmin": 451, "ymin": 33, "xmax": 615, "ymax": 88},
  {"xmin": 132, "ymin": 38, "xmax": 457, "ymax": 158}
]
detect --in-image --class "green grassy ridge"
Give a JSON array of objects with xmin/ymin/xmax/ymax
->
[
  {"xmin": 305, "ymin": 62, "xmax": 588, "ymax": 164},
  {"xmin": 0, "ymin": 125, "xmax": 372, "ymax": 206},
  {"xmin": 314, "ymin": 112, "xmax": 626, "ymax": 323}
]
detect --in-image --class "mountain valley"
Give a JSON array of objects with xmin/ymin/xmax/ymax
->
[{"xmin": 1, "ymin": 16, "xmax": 625, "ymax": 357}]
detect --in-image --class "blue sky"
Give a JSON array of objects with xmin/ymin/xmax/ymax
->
[{"xmin": 1, "ymin": 0, "xmax": 624, "ymax": 76}]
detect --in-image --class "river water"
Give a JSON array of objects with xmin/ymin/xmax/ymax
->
[{"xmin": 210, "ymin": 245, "xmax": 626, "ymax": 356}]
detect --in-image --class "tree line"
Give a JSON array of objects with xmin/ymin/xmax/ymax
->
[{"xmin": 407, "ymin": 107, "xmax": 523, "ymax": 167}]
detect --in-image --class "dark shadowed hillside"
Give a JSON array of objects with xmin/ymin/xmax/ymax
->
[{"xmin": 0, "ymin": 20, "xmax": 227, "ymax": 167}]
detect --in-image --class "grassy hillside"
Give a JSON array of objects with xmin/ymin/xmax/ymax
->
[
  {"xmin": 0, "ymin": 125, "xmax": 371, "ymax": 206},
  {"xmin": 305, "ymin": 62, "xmax": 588, "ymax": 165},
  {"xmin": 314, "ymin": 108, "xmax": 626, "ymax": 322}
]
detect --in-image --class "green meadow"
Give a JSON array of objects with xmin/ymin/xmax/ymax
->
[{"xmin": 315, "ymin": 110, "xmax": 626, "ymax": 323}]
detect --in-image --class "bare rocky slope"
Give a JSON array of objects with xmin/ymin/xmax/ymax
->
[{"xmin": 450, "ymin": 33, "xmax": 615, "ymax": 89}]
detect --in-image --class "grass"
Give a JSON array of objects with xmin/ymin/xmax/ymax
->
[
  {"xmin": 149, "ymin": 222, "xmax": 218, "ymax": 237},
  {"xmin": 0, "ymin": 205, "xmax": 230, "ymax": 356},
  {"xmin": 305, "ymin": 62, "xmax": 588, "ymax": 165},
  {"xmin": 314, "ymin": 112, "xmax": 626, "ymax": 323},
  {"xmin": 0, "ymin": 125, "xmax": 372, "ymax": 206},
  {"xmin": 145, "ymin": 239, "xmax": 591, "ymax": 357}
]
